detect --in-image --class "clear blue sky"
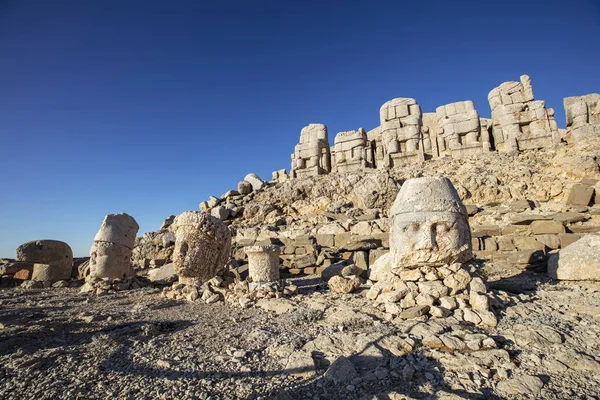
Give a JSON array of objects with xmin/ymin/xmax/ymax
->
[{"xmin": 1, "ymin": 0, "xmax": 599, "ymax": 257}]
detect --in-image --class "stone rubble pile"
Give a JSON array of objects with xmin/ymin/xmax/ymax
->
[
  {"xmin": 130, "ymin": 215, "xmax": 176, "ymax": 269},
  {"xmin": 161, "ymin": 267, "xmax": 299, "ymax": 308}
]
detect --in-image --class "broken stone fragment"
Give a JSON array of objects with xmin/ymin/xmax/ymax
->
[
  {"xmin": 328, "ymin": 275, "xmax": 361, "ymax": 294},
  {"xmin": 548, "ymin": 235, "xmax": 600, "ymax": 281}
]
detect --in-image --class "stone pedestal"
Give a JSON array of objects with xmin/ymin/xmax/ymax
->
[{"xmin": 245, "ymin": 245, "xmax": 281, "ymax": 284}]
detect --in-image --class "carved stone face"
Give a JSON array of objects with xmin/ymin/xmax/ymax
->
[
  {"xmin": 390, "ymin": 211, "xmax": 471, "ymax": 268},
  {"xmin": 172, "ymin": 212, "xmax": 231, "ymax": 285},
  {"xmin": 388, "ymin": 177, "xmax": 472, "ymax": 269}
]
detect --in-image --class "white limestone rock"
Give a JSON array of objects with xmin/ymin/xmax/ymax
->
[
  {"xmin": 244, "ymin": 173, "xmax": 265, "ymax": 191},
  {"xmin": 548, "ymin": 235, "xmax": 600, "ymax": 281},
  {"xmin": 93, "ymin": 213, "xmax": 139, "ymax": 249}
]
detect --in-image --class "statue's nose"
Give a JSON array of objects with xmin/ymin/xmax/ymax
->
[{"xmin": 414, "ymin": 227, "xmax": 438, "ymax": 251}]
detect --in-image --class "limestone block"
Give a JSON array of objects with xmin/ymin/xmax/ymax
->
[
  {"xmin": 564, "ymin": 93, "xmax": 600, "ymax": 128},
  {"xmin": 389, "ymin": 177, "xmax": 472, "ymax": 268},
  {"xmin": 245, "ymin": 245, "xmax": 280, "ymax": 283},
  {"xmin": 16, "ymin": 240, "xmax": 73, "ymax": 277},
  {"xmin": 211, "ymin": 206, "xmax": 230, "ymax": 221},
  {"xmin": 513, "ymin": 237, "xmax": 545, "ymax": 251},
  {"xmin": 172, "ymin": 212, "xmax": 232, "ymax": 285},
  {"xmin": 207, "ymin": 196, "xmax": 220, "ymax": 208},
  {"xmin": 558, "ymin": 233, "xmax": 581, "ymax": 248},
  {"xmin": 566, "ymin": 184, "xmax": 594, "ymax": 206},
  {"xmin": 548, "ymin": 235, "xmax": 600, "ymax": 280},
  {"xmin": 535, "ymin": 234, "xmax": 560, "ymax": 250},
  {"xmin": 271, "ymin": 169, "xmax": 289, "ymax": 182},
  {"xmin": 352, "ymin": 251, "xmax": 369, "ymax": 271},
  {"xmin": 238, "ymin": 180, "xmax": 253, "ymax": 195},
  {"xmin": 93, "ymin": 213, "xmax": 139, "ymax": 249},
  {"xmin": 315, "ymin": 234, "xmax": 335, "ymax": 248},
  {"xmin": 496, "ymin": 237, "xmax": 516, "ymax": 251},
  {"xmin": 244, "ymin": 173, "xmax": 265, "ymax": 191},
  {"xmin": 531, "ymin": 220, "xmax": 566, "ymax": 235},
  {"xmin": 328, "ymin": 275, "xmax": 361, "ymax": 293}
]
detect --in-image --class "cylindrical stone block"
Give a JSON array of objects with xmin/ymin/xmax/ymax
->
[
  {"xmin": 245, "ymin": 245, "xmax": 281, "ymax": 283},
  {"xmin": 16, "ymin": 240, "xmax": 73, "ymax": 280},
  {"xmin": 31, "ymin": 263, "xmax": 71, "ymax": 281}
]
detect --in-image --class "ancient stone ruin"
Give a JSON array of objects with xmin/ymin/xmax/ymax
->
[
  {"xmin": 488, "ymin": 75, "xmax": 560, "ymax": 152},
  {"xmin": 16, "ymin": 239, "xmax": 73, "ymax": 283},
  {"xmin": 291, "ymin": 123, "xmax": 331, "ymax": 178},
  {"xmin": 367, "ymin": 177, "xmax": 495, "ymax": 326},
  {"xmin": 4, "ymin": 73, "xmax": 600, "ymax": 399},
  {"xmin": 171, "ymin": 211, "xmax": 231, "ymax": 285},
  {"xmin": 564, "ymin": 93, "xmax": 600, "ymax": 143},
  {"xmin": 282, "ymin": 74, "xmax": 592, "ymax": 180},
  {"xmin": 435, "ymin": 100, "xmax": 491, "ymax": 158},
  {"xmin": 378, "ymin": 97, "xmax": 425, "ymax": 167},
  {"xmin": 245, "ymin": 245, "xmax": 281, "ymax": 287},
  {"xmin": 89, "ymin": 213, "xmax": 139, "ymax": 279},
  {"xmin": 331, "ymin": 128, "xmax": 370, "ymax": 173},
  {"xmin": 81, "ymin": 213, "xmax": 143, "ymax": 294}
]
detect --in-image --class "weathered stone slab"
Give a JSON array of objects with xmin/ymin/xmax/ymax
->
[
  {"xmin": 566, "ymin": 184, "xmax": 594, "ymax": 206},
  {"xmin": 531, "ymin": 220, "xmax": 566, "ymax": 234},
  {"xmin": 548, "ymin": 235, "xmax": 600, "ymax": 280}
]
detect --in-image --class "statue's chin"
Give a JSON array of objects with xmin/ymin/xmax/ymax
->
[{"xmin": 391, "ymin": 245, "xmax": 471, "ymax": 269}]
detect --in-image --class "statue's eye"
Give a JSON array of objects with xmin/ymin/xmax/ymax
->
[
  {"xmin": 435, "ymin": 223, "xmax": 449, "ymax": 234},
  {"xmin": 402, "ymin": 223, "xmax": 420, "ymax": 233}
]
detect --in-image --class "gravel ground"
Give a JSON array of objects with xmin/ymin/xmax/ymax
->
[{"xmin": 0, "ymin": 272, "xmax": 599, "ymax": 400}]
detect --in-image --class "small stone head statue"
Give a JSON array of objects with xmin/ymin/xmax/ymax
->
[{"xmin": 390, "ymin": 177, "xmax": 472, "ymax": 268}]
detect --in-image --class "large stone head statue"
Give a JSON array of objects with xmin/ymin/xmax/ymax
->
[
  {"xmin": 390, "ymin": 177, "xmax": 472, "ymax": 268},
  {"xmin": 172, "ymin": 212, "xmax": 232, "ymax": 285}
]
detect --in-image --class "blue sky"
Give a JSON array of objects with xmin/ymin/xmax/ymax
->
[{"xmin": 1, "ymin": 0, "xmax": 599, "ymax": 257}]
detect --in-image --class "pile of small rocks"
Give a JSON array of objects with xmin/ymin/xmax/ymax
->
[
  {"xmin": 161, "ymin": 270, "xmax": 298, "ymax": 308},
  {"xmin": 367, "ymin": 262, "xmax": 501, "ymax": 326},
  {"xmin": 80, "ymin": 276, "xmax": 151, "ymax": 295}
]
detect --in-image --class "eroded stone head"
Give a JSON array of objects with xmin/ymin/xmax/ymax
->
[
  {"xmin": 172, "ymin": 212, "xmax": 232, "ymax": 285},
  {"xmin": 390, "ymin": 177, "xmax": 472, "ymax": 268}
]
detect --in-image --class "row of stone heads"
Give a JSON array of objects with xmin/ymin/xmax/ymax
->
[
  {"xmin": 10, "ymin": 177, "xmax": 474, "ymax": 290},
  {"xmin": 288, "ymin": 75, "xmax": 599, "ymax": 177}
]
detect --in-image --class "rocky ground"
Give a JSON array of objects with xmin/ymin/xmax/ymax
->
[{"xmin": 1, "ymin": 268, "xmax": 599, "ymax": 400}]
